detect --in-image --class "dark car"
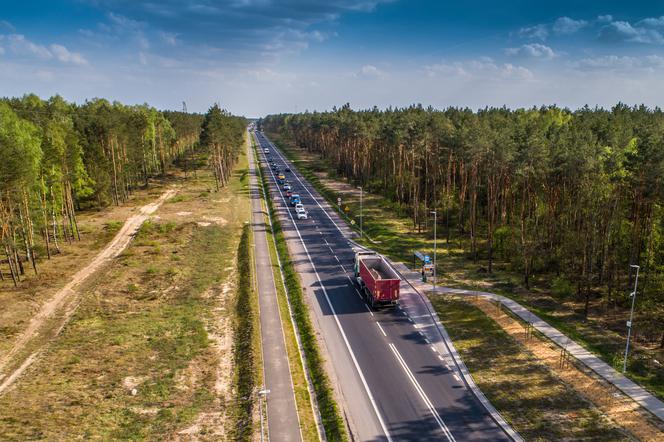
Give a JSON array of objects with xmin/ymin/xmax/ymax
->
[{"xmin": 285, "ymin": 167, "xmax": 291, "ymax": 172}]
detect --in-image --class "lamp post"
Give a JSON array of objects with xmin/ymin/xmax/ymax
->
[
  {"xmin": 431, "ymin": 211, "xmax": 437, "ymax": 294},
  {"xmin": 623, "ymin": 264, "xmax": 640, "ymax": 373}
]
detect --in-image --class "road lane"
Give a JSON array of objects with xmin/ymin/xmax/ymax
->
[{"xmin": 255, "ymin": 131, "xmax": 515, "ymax": 441}]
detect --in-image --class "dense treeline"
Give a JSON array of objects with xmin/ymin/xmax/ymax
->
[
  {"xmin": 200, "ymin": 104, "xmax": 247, "ymax": 190},
  {"xmin": 0, "ymin": 95, "xmax": 244, "ymax": 286},
  {"xmin": 262, "ymin": 104, "xmax": 664, "ymax": 343}
]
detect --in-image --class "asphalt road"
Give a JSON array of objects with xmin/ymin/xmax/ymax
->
[
  {"xmin": 254, "ymin": 131, "xmax": 514, "ymax": 442},
  {"xmin": 248, "ymin": 142, "xmax": 303, "ymax": 441}
]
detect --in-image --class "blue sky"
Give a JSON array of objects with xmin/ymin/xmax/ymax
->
[{"xmin": 2, "ymin": 1, "xmax": 664, "ymax": 116}]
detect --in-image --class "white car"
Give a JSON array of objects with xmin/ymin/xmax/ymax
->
[
  {"xmin": 296, "ymin": 206, "xmax": 308, "ymax": 220},
  {"xmin": 283, "ymin": 183, "xmax": 292, "ymax": 191},
  {"xmin": 264, "ymin": 148, "xmax": 270, "ymax": 153}
]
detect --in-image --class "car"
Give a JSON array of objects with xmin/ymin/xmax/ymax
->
[
  {"xmin": 283, "ymin": 183, "xmax": 291, "ymax": 191},
  {"xmin": 278, "ymin": 174, "xmax": 286, "ymax": 180},
  {"xmin": 290, "ymin": 194, "xmax": 301, "ymax": 206},
  {"xmin": 285, "ymin": 190, "xmax": 293, "ymax": 197},
  {"xmin": 264, "ymin": 148, "xmax": 270, "ymax": 153},
  {"xmin": 295, "ymin": 203, "xmax": 304, "ymax": 211},
  {"xmin": 296, "ymin": 207, "xmax": 308, "ymax": 220},
  {"xmin": 285, "ymin": 167, "xmax": 291, "ymax": 172}
]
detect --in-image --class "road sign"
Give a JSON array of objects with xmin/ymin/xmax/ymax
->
[
  {"xmin": 414, "ymin": 251, "xmax": 430, "ymax": 263},
  {"xmin": 337, "ymin": 197, "xmax": 342, "ymax": 205}
]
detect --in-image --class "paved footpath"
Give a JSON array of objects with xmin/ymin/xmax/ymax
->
[
  {"xmin": 248, "ymin": 142, "xmax": 303, "ymax": 441},
  {"xmin": 391, "ymin": 262, "xmax": 664, "ymax": 423}
]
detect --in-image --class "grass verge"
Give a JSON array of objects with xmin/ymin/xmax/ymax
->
[
  {"xmin": 230, "ymin": 224, "xmax": 257, "ymax": 441},
  {"xmin": 431, "ymin": 296, "xmax": 632, "ymax": 441},
  {"xmin": 254, "ymin": 141, "xmax": 347, "ymax": 441}
]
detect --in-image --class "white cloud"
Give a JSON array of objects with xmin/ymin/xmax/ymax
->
[
  {"xmin": 159, "ymin": 31, "xmax": 178, "ymax": 46},
  {"xmin": 597, "ymin": 15, "xmax": 613, "ymax": 23},
  {"xmin": 553, "ymin": 17, "xmax": 588, "ymax": 34},
  {"xmin": 518, "ymin": 24, "xmax": 549, "ymax": 40},
  {"xmin": 599, "ymin": 20, "xmax": 664, "ymax": 44},
  {"xmin": 572, "ymin": 54, "xmax": 664, "ymax": 71},
  {"xmin": 355, "ymin": 64, "xmax": 386, "ymax": 78},
  {"xmin": 0, "ymin": 20, "xmax": 14, "ymax": 31},
  {"xmin": 425, "ymin": 58, "xmax": 533, "ymax": 81},
  {"xmin": 50, "ymin": 44, "xmax": 88, "ymax": 65},
  {"xmin": 505, "ymin": 43, "xmax": 557, "ymax": 59},
  {"xmin": 637, "ymin": 16, "xmax": 664, "ymax": 28},
  {"xmin": 6, "ymin": 34, "xmax": 52, "ymax": 59}
]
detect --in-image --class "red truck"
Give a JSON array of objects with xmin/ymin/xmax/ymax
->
[{"xmin": 354, "ymin": 251, "xmax": 401, "ymax": 308}]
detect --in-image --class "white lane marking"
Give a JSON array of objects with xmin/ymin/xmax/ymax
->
[
  {"xmin": 376, "ymin": 322, "xmax": 387, "ymax": 337},
  {"xmin": 334, "ymin": 255, "xmax": 341, "ymax": 263},
  {"xmin": 363, "ymin": 303, "xmax": 374, "ymax": 317},
  {"xmin": 260, "ymin": 145, "xmax": 392, "ymax": 441},
  {"xmin": 418, "ymin": 331, "xmax": 425, "ymax": 337},
  {"xmin": 268, "ymin": 140, "xmax": 347, "ymax": 234},
  {"xmin": 424, "ymin": 338, "xmax": 431, "ymax": 344},
  {"xmin": 453, "ymin": 374, "xmax": 461, "ymax": 382},
  {"xmin": 388, "ymin": 343, "xmax": 456, "ymax": 442},
  {"xmin": 438, "ymin": 355, "xmax": 445, "ymax": 362},
  {"xmin": 430, "ymin": 345, "xmax": 437, "ymax": 353}
]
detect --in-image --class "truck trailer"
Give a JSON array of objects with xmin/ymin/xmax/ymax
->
[{"xmin": 354, "ymin": 251, "xmax": 400, "ymax": 308}]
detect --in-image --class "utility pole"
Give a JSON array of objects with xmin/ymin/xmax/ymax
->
[
  {"xmin": 182, "ymin": 101, "xmax": 187, "ymax": 113},
  {"xmin": 431, "ymin": 211, "xmax": 437, "ymax": 294},
  {"xmin": 623, "ymin": 264, "xmax": 640, "ymax": 373}
]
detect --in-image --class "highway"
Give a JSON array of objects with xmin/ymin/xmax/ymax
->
[{"xmin": 253, "ymin": 131, "xmax": 515, "ymax": 441}]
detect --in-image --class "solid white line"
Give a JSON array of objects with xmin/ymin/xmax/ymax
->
[
  {"xmin": 388, "ymin": 343, "xmax": 456, "ymax": 442},
  {"xmin": 376, "ymin": 322, "xmax": 387, "ymax": 337},
  {"xmin": 260, "ymin": 140, "xmax": 392, "ymax": 441},
  {"xmin": 268, "ymin": 140, "xmax": 347, "ymax": 234}
]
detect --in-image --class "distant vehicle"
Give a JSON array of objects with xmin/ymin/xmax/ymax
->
[
  {"xmin": 264, "ymin": 148, "xmax": 270, "ymax": 153},
  {"xmin": 290, "ymin": 194, "xmax": 301, "ymax": 206},
  {"xmin": 354, "ymin": 251, "xmax": 400, "ymax": 308},
  {"xmin": 295, "ymin": 203, "xmax": 304, "ymax": 211},
  {"xmin": 285, "ymin": 167, "xmax": 291, "ymax": 172},
  {"xmin": 286, "ymin": 190, "xmax": 293, "ymax": 197},
  {"xmin": 296, "ymin": 207, "xmax": 308, "ymax": 219},
  {"xmin": 283, "ymin": 183, "xmax": 291, "ymax": 191}
]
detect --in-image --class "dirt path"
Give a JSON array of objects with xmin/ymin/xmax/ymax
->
[
  {"xmin": 0, "ymin": 188, "xmax": 177, "ymax": 394},
  {"xmin": 470, "ymin": 297, "xmax": 664, "ymax": 441}
]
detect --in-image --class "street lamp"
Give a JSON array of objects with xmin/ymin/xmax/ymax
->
[
  {"xmin": 431, "ymin": 211, "xmax": 437, "ymax": 294},
  {"xmin": 623, "ymin": 264, "xmax": 640, "ymax": 373}
]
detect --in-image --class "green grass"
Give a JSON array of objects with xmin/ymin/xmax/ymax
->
[
  {"xmin": 431, "ymin": 296, "xmax": 631, "ymax": 441},
  {"xmin": 270, "ymin": 131, "xmax": 664, "ymax": 402},
  {"xmin": 255, "ymin": 142, "xmax": 348, "ymax": 441},
  {"xmin": 0, "ymin": 222, "xmax": 232, "ymax": 440},
  {"xmin": 230, "ymin": 224, "xmax": 256, "ymax": 441}
]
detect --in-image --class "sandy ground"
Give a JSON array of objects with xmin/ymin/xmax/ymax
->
[{"xmin": 0, "ymin": 188, "xmax": 177, "ymax": 394}]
